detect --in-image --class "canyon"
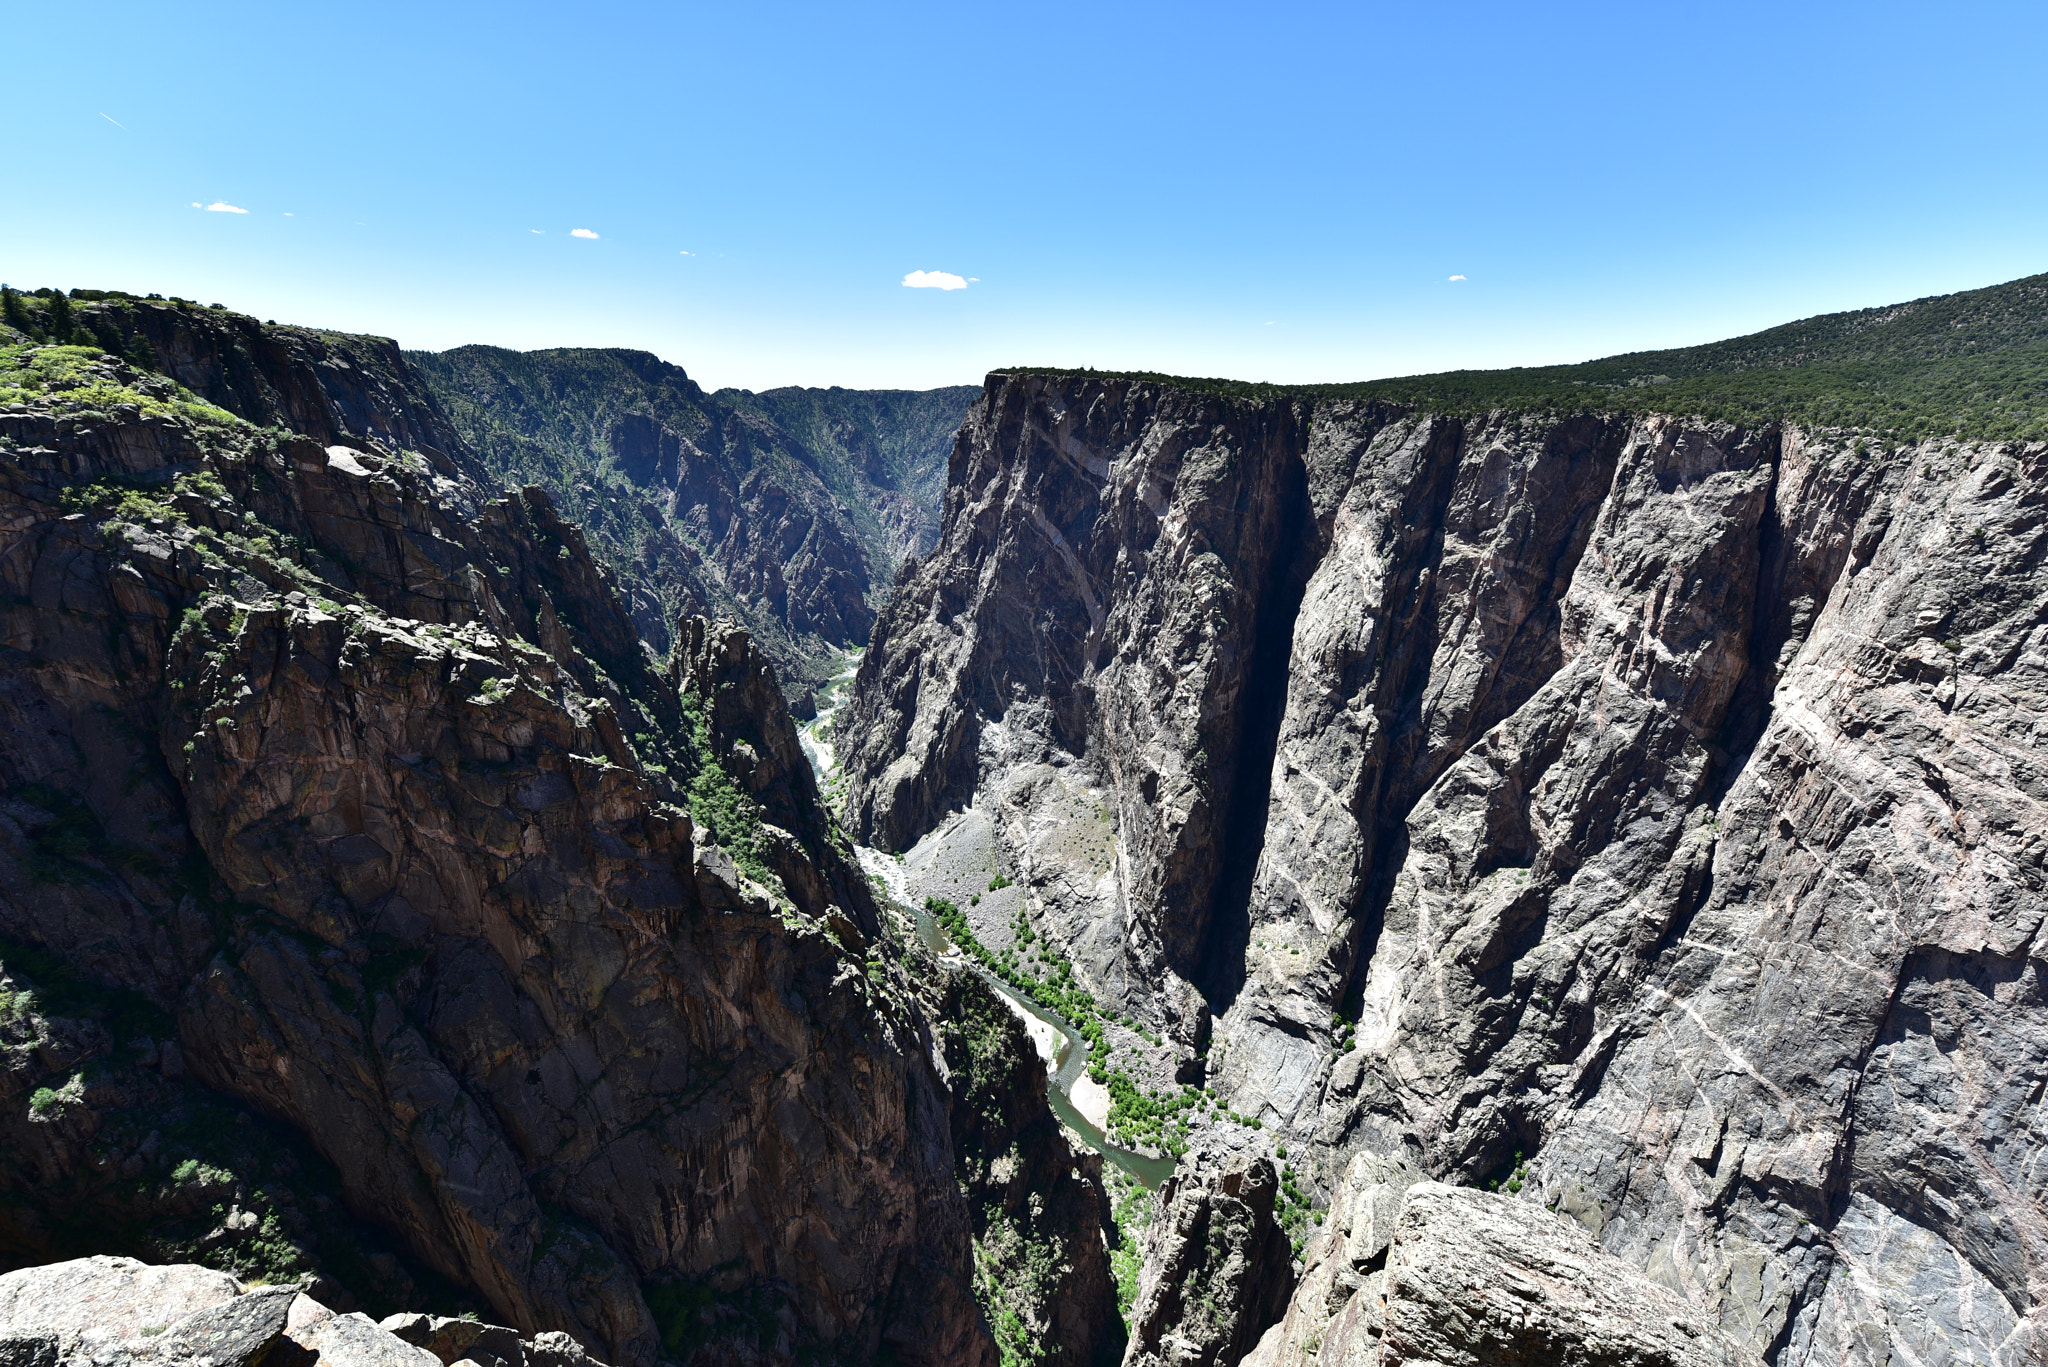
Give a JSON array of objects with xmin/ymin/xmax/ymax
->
[{"xmin": 2, "ymin": 273, "xmax": 2045, "ymax": 1367}]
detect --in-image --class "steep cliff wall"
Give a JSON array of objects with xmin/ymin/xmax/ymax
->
[
  {"xmin": 408, "ymin": 346, "xmax": 975, "ymax": 706},
  {"xmin": 841, "ymin": 368, "xmax": 2047, "ymax": 1365},
  {"xmin": 0, "ymin": 308, "xmax": 999, "ymax": 1367}
]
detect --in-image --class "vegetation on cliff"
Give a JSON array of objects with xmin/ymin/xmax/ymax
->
[{"xmin": 1001, "ymin": 269, "xmax": 2048, "ymax": 440}]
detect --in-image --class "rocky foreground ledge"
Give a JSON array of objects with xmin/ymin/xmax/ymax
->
[{"xmin": 0, "ymin": 1259, "xmax": 605, "ymax": 1367}]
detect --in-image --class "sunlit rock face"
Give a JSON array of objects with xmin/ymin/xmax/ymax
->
[{"xmin": 845, "ymin": 368, "xmax": 2048, "ymax": 1366}]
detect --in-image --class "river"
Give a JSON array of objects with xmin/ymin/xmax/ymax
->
[{"xmin": 801, "ymin": 652, "xmax": 1174, "ymax": 1190}]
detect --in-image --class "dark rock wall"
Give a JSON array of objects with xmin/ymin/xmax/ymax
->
[
  {"xmin": 841, "ymin": 371, "xmax": 2048, "ymax": 1365},
  {"xmin": 407, "ymin": 347, "xmax": 976, "ymax": 707},
  {"xmin": 932, "ymin": 972, "xmax": 1117, "ymax": 1367},
  {"xmin": 0, "ymin": 317, "xmax": 999, "ymax": 1367}
]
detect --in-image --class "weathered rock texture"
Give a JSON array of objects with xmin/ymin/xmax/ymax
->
[
  {"xmin": 1244, "ymin": 1172, "xmax": 1764, "ymax": 1367},
  {"xmin": 1122, "ymin": 1148, "xmax": 1292, "ymax": 1367},
  {"xmin": 0, "ymin": 1254, "xmax": 596, "ymax": 1367},
  {"xmin": 0, "ymin": 306, "xmax": 1000, "ymax": 1366},
  {"xmin": 842, "ymin": 368, "xmax": 2048, "ymax": 1364},
  {"xmin": 408, "ymin": 345, "xmax": 975, "ymax": 704}
]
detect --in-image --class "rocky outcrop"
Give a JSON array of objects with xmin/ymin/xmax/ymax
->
[
  {"xmin": 0, "ymin": 1255, "xmax": 597, "ymax": 1367},
  {"xmin": 1122, "ymin": 1149, "xmax": 1293, "ymax": 1367},
  {"xmin": 0, "ymin": 327, "xmax": 998, "ymax": 1366},
  {"xmin": 1243, "ymin": 1173, "xmax": 1764, "ymax": 1367},
  {"xmin": 70, "ymin": 294, "xmax": 483, "ymax": 487},
  {"xmin": 842, "ymin": 365, "xmax": 2048, "ymax": 1364}
]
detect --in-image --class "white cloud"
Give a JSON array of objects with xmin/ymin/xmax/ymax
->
[
  {"xmin": 283, "ymin": 212, "xmax": 294, "ymax": 217},
  {"xmin": 902, "ymin": 269, "xmax": 968, "ymax": 291},
  {"xmin": 1448, "ymin": 274, "xmax": 1467, "ymax": 282},
  {"xmin": 206, "ymin": 201, "xmax": 249, "ymax": 214},
  {"xmin": 570, "ymin": 227, "xmax": 599, "ymax": 239},
  {"xmin": 531, "ymin": 228, "xmax": 545, "ymax": 234},
  {"xmin": 967, "ymin": 277, "xmax": 980, "ymax": 282},
  {"xmin": 191, "ymin": 202, "xmax": 202, "ymax": 208},
  {"xmin": 679, "ymin": 250, "xmax": 693, "ymax": 256}
]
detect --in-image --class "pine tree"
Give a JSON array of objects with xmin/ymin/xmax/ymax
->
[
  {"xmin": 0, "ymin": 285, "xmax": 29, "ymax": 337},
  {"xmin": 47, "ymin": 290, "xmax": 73, "ymax": 343}
]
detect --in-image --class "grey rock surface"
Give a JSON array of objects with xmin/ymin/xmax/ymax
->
[
  {"xmin": 1123, "ymin": 1148, "xmax": 1294, "ymax": 1367},
  {"xmin": 147, "ymin": 1286, "xmax": 299, "ymax": 1367},
  {"xmin": 1371, "ymin": 1182, "xmax": 1761, "ymax": 1367},
  {"xmin": 294, "ymin": 1314, "xmax": 439, "ymax": 1367},
  {"xmin": 0, "ymin": 1258, "xmax": 243, "ymax": 1355},
  {"xmin": 843, "ymin": 371, "xmax": 2048, "ymax": 1364}
]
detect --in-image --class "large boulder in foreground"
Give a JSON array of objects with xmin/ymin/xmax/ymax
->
[{"xmin": 0, "ymin": 1258, "xmax": 612, "ymax": 1367}]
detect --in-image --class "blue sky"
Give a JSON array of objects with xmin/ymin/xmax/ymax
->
[{"xmin": 5, "ymin": 0, "xmax": 2045, "ymax": 391}]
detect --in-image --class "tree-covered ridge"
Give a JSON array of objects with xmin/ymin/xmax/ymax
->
[{"xmin": 998, "ymin": 270, "xmax": 2048, "ymax": 441}]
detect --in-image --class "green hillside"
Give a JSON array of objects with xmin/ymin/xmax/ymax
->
[{"xmin": 1003, "ymin": 271, "xmax": 2048, "ymax": 441}]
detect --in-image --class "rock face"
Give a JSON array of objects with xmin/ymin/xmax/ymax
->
[
  {"xmin": 407, "ymin": 345, "xmax": 976, "ymax": 704},
  {"xmin": 0, "ymin": 308, "xmax": 998, "ymax": 1366},
  {"xmin": 1123, "ymin": 1149, "xmax": 1293, "ymax": 1367},
  {"xmin": 841, "ymin": 366, "xmax": 2048, "ymax": 1364},
  {"xmin": 930, "ymin": 971, "xmax": 1118, "ymax": 1367},
  {"xmin": 1243, "ymin": 1172, "xmax": 1764, "ymax": 1367}
]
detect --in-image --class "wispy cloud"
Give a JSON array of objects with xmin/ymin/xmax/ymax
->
[
  {"xmin": 205, "ymin": 201, "xmax": 249, "ymax": 214},
  {"xmin": 531, "ymin": 228, "xmax": 545, "ymax": 234},
  {"xmin": 1448, "ymin": 274, "xmax": 1467, "ymax": 282},
  {"xmin": 570, "ymin": 227, "xmax": 599, "ymax": 239},
  {"xmin": 903, "ymin": 269, "xmax": 968, "ymax": 291},
  {"xmin": 679, "ymin": 250, "xmax": 693, "ymax": 256},
  {"xmin": 99, "ymin": 113, "xmax": 126, "ymax": 129}
]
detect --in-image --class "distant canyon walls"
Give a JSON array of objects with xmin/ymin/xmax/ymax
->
[
  {"xmin": 409, "ymin": 345, "xmax": 976, "ymax": 707},
  {"xmin": 842, "ymin": 372, "xmax": 2048, "ymax": 1364}
]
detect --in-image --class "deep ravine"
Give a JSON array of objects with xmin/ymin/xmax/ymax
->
[{"xmin": 842, "ymin": 364, "xmax": 2048, "ymax": 1367}]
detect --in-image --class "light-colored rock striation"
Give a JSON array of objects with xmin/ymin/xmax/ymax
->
[
  {"xmin": 842, "ymin": 370, "xmax": 2048, "ymax": 1364},
  {"xmin": 1245, "ymin": 1173, "xmax": 1765, "ymax": 1367}
]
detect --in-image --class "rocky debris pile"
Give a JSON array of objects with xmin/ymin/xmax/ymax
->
[{"xmin": 1242, "ymin": 1158, "xmax": 1763, "ymax": 1367}]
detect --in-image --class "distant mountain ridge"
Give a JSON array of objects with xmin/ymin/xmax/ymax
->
[{"xmin": 408, "ymin": 344, "xmax": 976, "ymax": 707}]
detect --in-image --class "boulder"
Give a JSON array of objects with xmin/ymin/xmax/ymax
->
[
  {"xmin": 145, "ymin": 1286, "xmax": 299, "ymax": 1367},
  {"xmin": 292, "ymin": 1314, "xmax": 439, "ymax": 1367},
  {"xmin": 0, "ymin": 1258, "xmax": 243, "ymax": 1358}
]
